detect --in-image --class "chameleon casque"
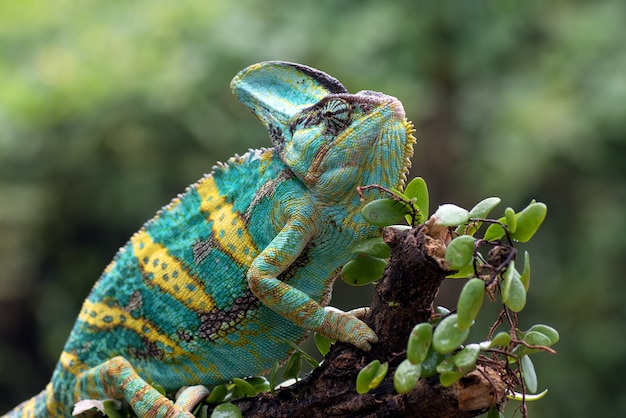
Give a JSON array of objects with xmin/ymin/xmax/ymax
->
[{"xmin": 4, "ymin": 61, "xmax": 415, "ymax": 417}]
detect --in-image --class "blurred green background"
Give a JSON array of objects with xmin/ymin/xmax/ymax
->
[{"xmin": 1, "ymin": 0, "xmax": 625, "ymax": 415}]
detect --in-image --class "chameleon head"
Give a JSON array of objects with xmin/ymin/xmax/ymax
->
[{"xmin": 231, "ymin": 61, "xmax": 416, "ymax": 200}]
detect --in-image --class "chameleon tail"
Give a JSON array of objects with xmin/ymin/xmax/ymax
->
[{"xmin": 2, "ymin": 384, "xmax": 54, "ymax": 418}]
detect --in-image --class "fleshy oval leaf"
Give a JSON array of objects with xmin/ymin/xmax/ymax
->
[
  {"xmin": 483, "ymin": 220, "xmax": 506, "ymax": 241},
  {"xmin": 407, "ymin": 323, "xmax": 433, "ymax": 364},
  {"xmin": 457, "ymin": 278, "xmax": 485, "ymax": 330},
  {"xmin": 523, "ymin": 330, "xmax": 553, "ymax": 347},
  {"xmin": 457, "ymin": 197, "xmax": 502, "ymax": 236},
  {"xmin": 393, "ymin": 359, "xmax": 422, "ymax": 394},
  {"xmin": 444, "ymin": 235, "xmax": 476, "ymax": 270},
  {"xmin": 420, "ymin": 346, "xmax": 446, "ymax": 378},
  {"xmin": 403, "ymin": 177, "xmax": 429, "ymax": 224},
  {"xmin": 446, "ymin": 263, "xmax": 475, "ymax": 279},
  {"xmin": 231, "ymin": 377, "xmax": 257, "ymax": 397},
  {"xmin": 510, "ymin": 202, "xmax": 547, "ymax": 242},
  {"xmin": 452, "ymin": 343, "xmax": 480, "ymax": 372},
  {"xmin": 341, "ymin": 255, "xmax": 387, "ymax": 286},
  {"xmin": 433, "ymin": 204, "xmax": 470, "ymax": 227},
  {"xmin": 489, "ymin": 331, "xmax": 511, "ymax": 348},
  {"xmin": 282, "ymin": 352, "xmax": 302, "ymax": 381},
  {"xmin": 439, "ymin": 370, "xmax": 466, "ymax": 387},
  {"xmin": 527, "ymin": 324, "xmax": 559, "ymax": 345},
  {"xmin": 362, "ymin": 198, "xmax": 411, "ymax": 227},
  {"xmin": 246, "ymin": 377, "xmax": 270, "ymax": 394},
  {"xmin": 356, "ymin": 360, "xmax": 380, "ymax": 394},
  {"xmin": 507, "ymin": 389, "xmax": 548, "ymax": 401},
  {"xmin": 314, "ymin": 332, "xmax": 334, "ymax": 356},
  {"xmin": 469, "ymin": 197, "xmax": 502, "ymax": 219},
  {"xmin": 369, "ymin": 361, "xmax": 388, "ymax": 390},
  {"xmin": 504, "ymin": 207, "xmax": 517, "ymax": 233},
  {"xmin": 521, "ymin": 355, "xmax": 538, "ymax": 393},
  {"xmin": 206, "ymin": 384, "xmax": 228, "ymax": 403},
  {"xmin": 432, "ymin": 314, "xmax": 470, "ymax": 355},
  {"xmin": 503, "ymin": 272, "xmax": 527, "ymax": 312},
  {"xmin": 520, "ymin": 251, "xmax": 531, "ymax": 291},
  {"xmin": 210, "ymin": 402, "xmax": 243, "ymax": 418},
  {"xmin": 351, "ymin": 236, "xmax": 391, "ymax": 259}
]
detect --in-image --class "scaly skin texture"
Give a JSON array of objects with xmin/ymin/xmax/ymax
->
[{"xmin": 3, "ymin": 61, "xmax": 415, "ymax": 417}]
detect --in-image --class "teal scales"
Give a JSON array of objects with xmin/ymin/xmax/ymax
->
[{"xmin": 4, "ymin": 61, "xmax": 416, "ymax": 417}]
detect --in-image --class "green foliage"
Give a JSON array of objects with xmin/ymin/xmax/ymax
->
[{"xmin": 352, "ymin": 177, "xmax": 557, "ymax": 415}]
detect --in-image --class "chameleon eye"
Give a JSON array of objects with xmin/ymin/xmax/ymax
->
[{"xmin": 322, "ymin": 99, "xmax": 351, "ymax": 135}]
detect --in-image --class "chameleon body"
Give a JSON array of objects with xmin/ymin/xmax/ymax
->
[{"xmin": 4, "ymin": 61, "xmax": 415, "ymax": 417}]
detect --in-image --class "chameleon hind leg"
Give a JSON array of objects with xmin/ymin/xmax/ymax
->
[{"xmin": 73, "ymin": 357, "xmax": 209, "ymax": 417}]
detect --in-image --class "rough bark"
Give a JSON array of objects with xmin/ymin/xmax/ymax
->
[{"xmin": 223, "ymin": 223, "xmax": 507, "ymax": 417}]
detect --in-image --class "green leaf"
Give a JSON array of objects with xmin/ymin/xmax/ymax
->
[
  {"xmin": 523, "ymin": 330, "xmax": 553, "ymax": 347},
  {"xmin": 231, "ymin": 378, "xmax": 257, "ymax": 397},
  {"xmin": 432, "ymin": 314, "xmax": 470, "ymax": 355},
  {"xmin": 521, "ymin": 355, "xmax": 538, "ymax": 393},
  {"xmin": 433, "ymin": 204, "xmax": 470, "ymax": 226},
  {"xmin": 206, "ymin": 384, "xmax": 228, "ymax": 403},
  {"xmin": 502, "ymin": 264, "xmax": 526, "ymax": 312},
  {"xmin": 483, "ymin": 219, "xmax": 506, "ymax": 241},
  {"xmin": 210, "ymin": 402, "xmax": 243, "ymax": 418},
  {"xmin": 269, "ymin": 362, "xmax": 279, "ymax": 393},
  {"xmin": 446, "ymin": 263, "xmax": 475, "ymax": 279},
  {"xmin": 282, "ymin": 352, "xmax": 302, "ymax": 380},
  {"xmin": 103, "ymin": 400, "xmax": 123, "ymax": 418},
  {"xmin": 456, "ymin": 278, "xmax": 485, "ymax": 330},
  {"xmin": 361, "ymin": 198, "xmax": 411, "ymax": 226},
  {"xmin": 340, "ymin": 255, "xmax": 387, "ymax": 286},
  {"xmin": 314, "ymin": 332, "xmax": 334, "ymax": 356},
  {"xmin": 245, "ymin": 377, "xmax": 270, "ymax": 393},
  {"xmin": 393, "ymin": 359, "xmax": 422, "ymax": 394},
  {"xmin": 527, "ymin": 324, "xmax": 560, "ymax": 345},
  {"xmin": 452, "ymin": 343, "xmax": 480, "ymax": 372},
  {"xmin": 356, "ymin": 360, "xmax": 381, "ymax": 394},
  {"xmin": 444, "ymin": 235, "xmax": 476, "ymax": 270},
  {"xmin": 504, "ymin": 207, "xmax": 517, "ymax": 233},
  {"xmin": 487, "ymin": 407, "xmax": 505, "ymax": 418},
  {"xmin": 457, "ymin": 197, "xmax": 501, "ymax": 236},
  {"xmin": 369, "ymin": 361, "xmax": 388, "ymax": 390},
  {"xmin": 507, "ymin": 389, "xmax": 549, "ymax": 401},
  {"xmin": 419, "ymin": 346, "xmax": 446, "ymax": 378},
  {"xmin": 407, "ymin": 323, "xmax": 433, "ymax": 364},
  {"xmin": 438, "ymin": 370, "xmax": 466, "ymax": 387},
  {"xmin": 520, "ymin": 251, "xmax": 531, "ymax": 291},
  {"xmin": 403, "ymin": 176, "xmax": 429, "ymax": 224},
  {"xmin": 351, "ymin": 236, "xmax": 391, "ymax": 259},
  {"xmin": 510, "ymin": 202, "xmax": 547, "ymax": 242},
  {"xmin": 285, "ymin": 339, "xmax": 319, "ymax": 369},
  {"xmin": 489, "ymin": 331, "xmax": 511, "ymax": 348},
  {"xmin": 435, "ymin": 305, "xmax": 451, "ymax": 316},
  {"xmin": 469, "ymin": 196, "xmax": 502, "ymax": 218}
]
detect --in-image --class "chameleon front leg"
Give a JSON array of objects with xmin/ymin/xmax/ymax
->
[
  {"xmin": 248, "ymin": 217, "xmax": 378, "ymax": 351},
  {"xmin": 73, "ymin": 357, "xmax": 209, "ymax": 417}
]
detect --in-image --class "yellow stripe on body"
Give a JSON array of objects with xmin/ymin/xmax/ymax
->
[
  {"xmin": 60, "ymin": 350, "xmax": 88, "ymax": 376},
  {"xmin": 196, "ymin": 176, "xmax": 259, "ymax": 267},
  {"xmin": 78, "ymin": 299, "xmax": 186, "ymax": 359},
  {"xmin": 130, "ymin": 230, "xmax": 215, "ymax": 312}
]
